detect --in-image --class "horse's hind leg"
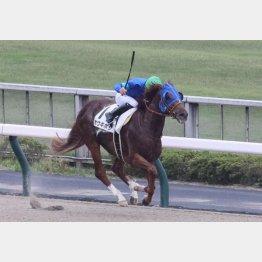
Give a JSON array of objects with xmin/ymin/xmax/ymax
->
[
  {"xmin": 112, "ymin": 159, "xmax": 145, "ymax": 205},
  {"xmin": 87, "ymin": 142, "xmax": 128, "ymax": 207}
]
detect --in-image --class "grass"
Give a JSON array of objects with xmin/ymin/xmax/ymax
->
[{"xmin": 1, "ymin": 40, "xmax": 262, "ymax": 99}]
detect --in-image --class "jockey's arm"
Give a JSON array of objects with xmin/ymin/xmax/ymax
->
[
  {"xmin": 114, "ymin": 82, "xmax": 127, "ymax": 95},
  {"xmin": 119, "ymin": 87, "xmax": 127, "ymax": 95}
]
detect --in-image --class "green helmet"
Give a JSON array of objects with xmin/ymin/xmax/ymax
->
[{"xmin": 145, "ymin": 76, "xmax": 162, "ymax": 89}]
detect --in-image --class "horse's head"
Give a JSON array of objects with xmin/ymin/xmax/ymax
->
[
  {"xmin": 159, "ymin": 82, "xmax": 188, "ymax": 123},
  {"xmin": 144, "ymin": 82, "xmax": 188, "ymax": 124}
]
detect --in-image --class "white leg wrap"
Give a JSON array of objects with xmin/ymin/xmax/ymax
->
[
  {"xmin": 128, "ymin": 179, "xmax": 138, "ymax": 191},
  {"xmin": 108, "ymin": 184, "xmax": 126, "ymax": 202},
  {"xmin": 128, "ymin": 179, "xmax": 145, "ymax": 192},
  {"xmin": 130, "ymin": 190, "xmax": 138, "ymax": 198},
  {"xmin": 127, "ymin": 179, "xmax": 139, "ymax": 204}
]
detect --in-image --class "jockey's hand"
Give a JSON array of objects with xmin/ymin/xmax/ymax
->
[{"xmin": 120, "ymin": 87, "xmax": 127, "ymax": 95}]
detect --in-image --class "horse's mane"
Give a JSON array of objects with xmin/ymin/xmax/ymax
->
[{"xmin": 137, "ymin": 83, "xmax": 162, "ymax": 110}]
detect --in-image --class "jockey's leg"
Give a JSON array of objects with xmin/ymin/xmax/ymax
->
[
  {"xmin": 105, "ymin": 103, "xmax": 133, "ymax": 123},
  {"xmin": 115, "ymin": 93, "xmax": 138, "ymax": 107},
  {"xmin": 105, "ymin": 94, "xmax": 138, "ymax": 123}
]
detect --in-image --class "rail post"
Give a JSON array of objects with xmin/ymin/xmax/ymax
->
[
  {"xmin": 184, "ymin": 102, "xmax": 199, "ymax": 138},
  {"xmin": 155, "ymin": 159, "xmax": 169, "ymax": 207},
  {"xmin": 9, "ymin": 136, "xmax": 31, "ymax": 196}
]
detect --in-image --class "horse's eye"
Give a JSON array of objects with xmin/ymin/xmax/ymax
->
[{"xmin": 165, "ymin": 92, "xmax": 172, "ymax": 100}]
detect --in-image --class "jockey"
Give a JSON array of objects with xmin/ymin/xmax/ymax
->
[{"xmin": 105, "ymin": 76, "xmax": 162, "ymax": 123}]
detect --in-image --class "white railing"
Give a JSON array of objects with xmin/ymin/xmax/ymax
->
[
  {"xmin": 1, "ymin": 124, "xmax": 262, "ymax": 155},
  {"xmin": 1, "ymin": 82, "xmax": 262, "ymax": 141},
  {"xmin": 0, "ymin": 123, "xmax": 70, "ymax": 139},
  {"xmin": 162, "ymin": 136, "xmax": 262, "ymax": 155}
]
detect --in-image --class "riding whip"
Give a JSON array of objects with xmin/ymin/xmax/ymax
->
[{"xmin": 124, "ymin": 51, "xmax": 135, "ymax": 89}]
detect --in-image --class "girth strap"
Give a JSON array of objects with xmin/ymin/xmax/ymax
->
[{"xmin": 113, "ymin": 130, "xmax": 125, "ymax": 162}]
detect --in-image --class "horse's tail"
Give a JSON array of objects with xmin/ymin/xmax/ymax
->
[{"xmin": 51, "ymin": 124, "xmax": 85, "ymax": 154}]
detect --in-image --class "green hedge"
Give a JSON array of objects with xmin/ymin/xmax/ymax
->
[
  {"xmin": 159, "ymin": 149, "xmax": 262, "ymax": 187},
  {"xmin": 0, "ymin": 137, "xmax": 48, "ymax": 161},
  {"xmin": 1, "ymin": 137, "xmax": 262, "ymax": 187}
]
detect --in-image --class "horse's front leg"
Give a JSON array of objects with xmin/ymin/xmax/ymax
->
[
  {"xmin": 112, "ymin": 158, "xmax": 144, "ymax": 205},
  {"xmin": 126, "ymin": 176, "xmax": 146, "ymax": 205},
  {"xmin": 131, "ymin": 153, "xmax": 157, "ymax": 206}
]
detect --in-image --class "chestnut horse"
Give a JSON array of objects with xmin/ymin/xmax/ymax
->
[{"xmin": 51, "ymin": 83, "xmax": 188, "ymax": 206}]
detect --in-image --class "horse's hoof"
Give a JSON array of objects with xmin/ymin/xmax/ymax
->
[
  {"xmin": 118, "ymin": 200, "xmax": 128, "ymax": 207},
  {"xmin": 130, "ymin": 196, "xmax": 138, "ymax": 205},
  {"xmin": 142, "ymin": 196, "xmax": 150, "ymax": 206}
]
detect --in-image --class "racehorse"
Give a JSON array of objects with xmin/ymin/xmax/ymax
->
[{"xmin": 51, "ymin": 82, "xmax": 188, "ymax": 206}]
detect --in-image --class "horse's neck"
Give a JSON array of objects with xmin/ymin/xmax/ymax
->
[
  {"xmin": 146, "ymin": 113, "xmax": 165, "ymax": 138},
  {"xmin": 143, "ymin": 98, "xmax": 165, "ymax": 139}
]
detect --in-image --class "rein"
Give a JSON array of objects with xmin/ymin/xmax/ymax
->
[{"xmin": 144, "ymin": 99, "xmax": 182, "ymax": 117}]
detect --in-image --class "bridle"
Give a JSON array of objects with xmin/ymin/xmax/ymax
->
[{"xmin": 144, "ymin": 98, "xmax": 182, "ymax": 117}]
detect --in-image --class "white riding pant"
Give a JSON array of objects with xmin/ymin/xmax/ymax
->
[{"xmin": 115, "ymin": 93, "xmax": 138, "ymax": 107}]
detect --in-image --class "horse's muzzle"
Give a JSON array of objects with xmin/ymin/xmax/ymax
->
[{"xmin": 173, "ymin": 111, "xmax": 188, "ymax": 124}]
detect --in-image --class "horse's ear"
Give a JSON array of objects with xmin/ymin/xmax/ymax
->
[
  {"xmin": 144, "ymin": 83, "xmax": 162, "ymax": 102},
  {"xmin": 178, "ymin": 92, "xmax": 184, "ymax": 101},
  {"xmin": 167, "ymin": 80, "xmax": 174, "ymax": 86},
  {"xmin": 145, "ymin": 83, "xmax": 162, "ymax": 93}
]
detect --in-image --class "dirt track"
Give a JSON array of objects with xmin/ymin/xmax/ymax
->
[{"xmin": 1, "ymin": 194, "xmax": 262, "ymax": 222}]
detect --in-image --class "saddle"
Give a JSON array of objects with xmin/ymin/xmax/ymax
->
[
  {"xmin": 94, "ymin": 104, "xmax": 136, "ymax": 134},
  {"xmin": 94, "ymin": 104, "xmax": 136, "ymax": 162}
]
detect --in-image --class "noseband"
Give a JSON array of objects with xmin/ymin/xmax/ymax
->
[
  {"xmin": 144, "ymin": 98, "xmax": 182, "ymax": 117},
  {"xmin": 161, "ymin": 97, "xmax": 182, "ymax": 114}
]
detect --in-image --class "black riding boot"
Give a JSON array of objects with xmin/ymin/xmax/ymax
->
[{"xmin": 105, "ymin": 103, "xmax": 133, "ymax": 123}]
